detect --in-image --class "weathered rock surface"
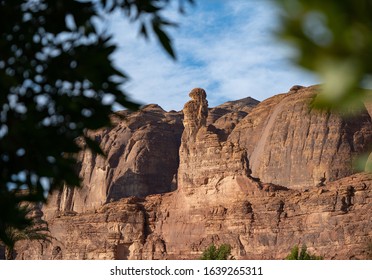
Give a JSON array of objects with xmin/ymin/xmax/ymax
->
[
  {"xmin": 43, "ymin": 105, "xmax": 183, "ymax": 219},
  {"xmin": 15, "ymin": 172, "xmax": 372, "ymax": 260},
  {"xmin": 230, "ymin": 85, "xmax": 372, "ymax": 188},
  {"xmin": 178, "ymin": 88, "xmax": 252, "ymax": 196},
  {"xmin": 14, "ymin": 86, "xmax": 372, "ymax": 260},
  {"xmin": 206, "ymin": 97, "xmax": 259, "ymax": 143}
]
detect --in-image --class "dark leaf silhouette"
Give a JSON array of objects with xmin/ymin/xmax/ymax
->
[{"xmin": 0, "ymin": 0, "xmax": 193, "ymax": 247}]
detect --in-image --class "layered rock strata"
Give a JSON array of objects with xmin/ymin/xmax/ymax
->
[
  {"xmin": 43, "ymin": 105, "xmax": 183, "ymax": 219},
  {"xmin": 14, "ymin": 86, "xmax": 372, "ymax": 260},
  {"xmin": 15, "ymin": 173, "xmax": 372, "ymax": 260},
  {"xmin": 178, "ymin": 88, "xmax": 252, "ymax": 195},
  {"xmin": 230, "ymin": 85, "xmax": 372, "ymax": 188}
]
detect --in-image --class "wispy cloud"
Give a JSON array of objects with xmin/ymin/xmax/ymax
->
[{"xmin": 110, "ymin": 0, "xmax": 318, "ymax": 111}]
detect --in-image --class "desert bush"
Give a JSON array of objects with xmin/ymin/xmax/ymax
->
[
  {"xmin": 285, "ymin": 244, "xmax": 323, "ymax": 260},
  {"xmin": 200, "ymin": 244, "xmax": 232, "ymax": 260}
]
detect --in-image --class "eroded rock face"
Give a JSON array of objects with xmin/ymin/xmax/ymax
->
[
  {"xmin": 182, "ymin": 88, "xmax": 208, "ymax": 140},
  {"xmin": 16, "ymin": 197, "xmax": 147, "ymax": 260},
  {"xmin": 16, "ymin": 173, "xmax": 372, "ymax": 260},
  {"xmin": 15, "ymin": 86, "xmax": 372, "ymax": 260},
  {"xmin": 178, "ymin": 88, "xmax": 252, "ymax": 195},
  {"xmin": 230, "ymin": 85, "xmax": 372, "ymax": 188},
  {"xmin": 43, "ymin": 105, "xmax": 183, "ymax": 219},
  {"xmin": 207, "ymin": 96, "xmax": 259, "ymax": 140}
]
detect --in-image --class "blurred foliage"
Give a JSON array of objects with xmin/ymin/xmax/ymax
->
[
  {"xmin": 285, "ymin": 244, "xmax": 323, "ymax": 260},
  {"xmin": 274, "ymin": 0, "xmax": 372, "ymax": 111},
  {"xmin": 0, "ymin": 204, "xmax": 51, "ymax": 260},
  {"xmin": 354, "ymin": 153, "xmax": 372, "ymax": 172},
  {"xmin": 200, "ymin": 244, "xmax": 232, "ymax": 260},
  {"xmin": 0, "ymin": 0, "xmax": 193, "ymax": 247}
]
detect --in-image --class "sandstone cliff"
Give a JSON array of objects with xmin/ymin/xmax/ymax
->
[
  {"xmin": 43, "ymin": 105, "xmax": 183, "ymax": 219},
  {"xmin": 15, "ymin": 172, "xmax": 372, "ymax": 260},
  {"xmin": 14, "ymin": 86, "xmax": 372, "ymax": 260},
  {"xmin": 230, "ymin": 85, "xmax": 372, "ymax": 188}
]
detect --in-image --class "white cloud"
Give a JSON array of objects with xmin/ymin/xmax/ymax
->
[{"xmin": 109, "ymin": 0, "xmax": 319, "ymax": 111}]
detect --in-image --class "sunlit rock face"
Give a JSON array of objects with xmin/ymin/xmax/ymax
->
[
  {"xmin": 178, "ymin": 88, "xmax": 253, "ymax": 195},
  {"xmin": 16, "ymin": 86, "xmax": 372, "ymax": 260},
  {"xmin": 230, "ymin": 85, "xmax": 372, "ymax": 189},
  {"xmin": 43, "ymin": 104, "xmax": 183, "ymax": 219}
]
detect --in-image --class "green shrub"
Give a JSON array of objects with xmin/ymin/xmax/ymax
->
[
  {"xmin": 285, "ymin": 245, "xmax": 323, "ymax": 260},
  {"xmin": 200, "ymin": 244, "xmax": 232, "ymax": 260}
]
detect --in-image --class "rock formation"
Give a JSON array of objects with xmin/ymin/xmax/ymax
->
[
  {"xmin": 13, "ymin": 86, "xmax": 372, "ymax": 260},
  {"xmin": 43, "ymin": 105, "xmax": 183, "ymax": 219},
  {"xmin": 182, "ymin": 88, "xmax": 208, "ymax": 139},
  {"xmin": 230, "ymin": 85, "xmax": 372, "ymax": 188},
  {"xmin": 178, "ymin": 88, "xmax": 252, "ymax": 195}
]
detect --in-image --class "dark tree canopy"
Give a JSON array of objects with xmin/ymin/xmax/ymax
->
[{"xmin": 0, "ymin": 0, "xmax": 193, "ymax": 246}]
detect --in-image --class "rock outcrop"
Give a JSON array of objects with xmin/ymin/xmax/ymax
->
[
  {"xmin": 15, "ymin": 172, "xmax": 372, "ymax": 260},
  {"xmin": 43, "ymin": 105, "xmax": 183, "ymax": 219},
  {"xmin": 178, "ymin": 88, "xmax": 252, "ymax": 195},
  {"xmin": 207, "ymin": 96, "xmax": 259, "ymax": 133},
  {"xmin": 230, "ymin": 85, "xmax": 372, "ymax": 188},
  {"xmin": 14, "ymin": 86, "xmax": 372, "ymax": 260}
]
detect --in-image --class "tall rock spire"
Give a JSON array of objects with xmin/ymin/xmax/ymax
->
[
  {"xmin": 178, "ymin": 88, "xmax": 252, "ymax": 194},
  {"xmin": 182, "ymin": 88, "xmax": 208, "ymax": 140}
]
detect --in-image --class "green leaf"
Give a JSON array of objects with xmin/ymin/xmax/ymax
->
[{"xmin": 152, "ymin": 17, "xmax": 177, "ymax": 59}]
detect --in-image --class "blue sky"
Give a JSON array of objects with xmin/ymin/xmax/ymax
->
[{"xmin": 110, "ymin": 0, "xmax": 319, "ymax": 111}]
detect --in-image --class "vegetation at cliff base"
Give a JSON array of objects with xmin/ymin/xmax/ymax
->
[
  {"xmin": 285, "ymin": 244, "xmax": 323, "ymax": 260},
  {"xmin": 1, "ymin": 0, "xmax": 371, "ymax": 255},
  {"xmin": 200, "ymin": 244, "xmax": 232, "ymax": 260},
  {"xmin": 0, "ymin": 204, "xmax": 51, "ymax": 259}
]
